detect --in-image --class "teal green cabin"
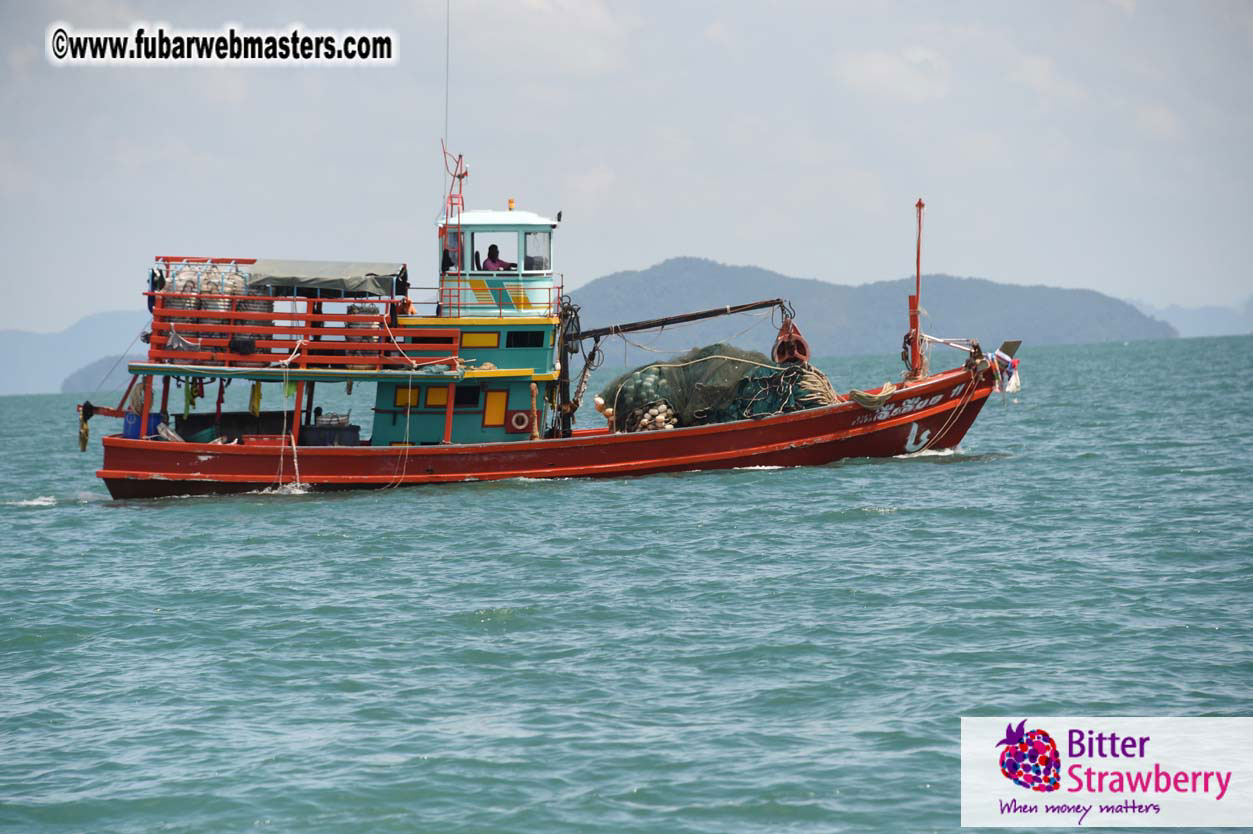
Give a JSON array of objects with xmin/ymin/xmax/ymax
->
[
  {"xmin": 370, "ymin": 206, "xmax": 564, "ymax": 446},
  {"xmin": 368, "ymin": 319, "xmax": 560, "ymax": 446}
]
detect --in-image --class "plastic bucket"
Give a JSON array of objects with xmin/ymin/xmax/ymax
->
[{"xmin": 122, "ymin": 413, "xmax": 162, "ymax": 439}]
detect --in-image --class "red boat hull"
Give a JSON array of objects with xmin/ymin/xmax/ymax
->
[{"xmin": 98, "ymin": 366, "xmax": 994, "ymax": 499}]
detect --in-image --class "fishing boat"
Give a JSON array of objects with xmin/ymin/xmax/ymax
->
[{"xmin": 77, "ymin": 151, "xmax": 1019, "ymax": 499}]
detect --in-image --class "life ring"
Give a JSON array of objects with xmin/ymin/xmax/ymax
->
[{"xmin": 510, "ymin": 411, "xmax": 531, "ymax": 431}]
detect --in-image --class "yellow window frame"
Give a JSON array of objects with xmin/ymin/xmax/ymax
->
[
  {"xmin": 460, "ymin": 331, "xmax": 500, "ymax": 349},
  {"xmin": 425, "ymin": 386, "xmax": 449, "ymax": 407},
  {"xmin": 394, "ymin": 386, "xmax": 420, "ymax": 407}
]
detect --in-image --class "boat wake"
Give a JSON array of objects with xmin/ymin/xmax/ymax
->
[
  {"xmin": 256, "ymin": 483, "xmax": 312, "ymax": 497},
  {"xmin": 4, "ymin": 496, "xmax": 57, "ymax": 507},
  {"xmin": 892, "ymin": 447, "xmax": 1013, "ymax": 464},
  {"xmin": 895, "ymin": 447, "xmax": 962, "ymax": 459}
]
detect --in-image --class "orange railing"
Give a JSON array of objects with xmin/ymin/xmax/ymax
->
[{"xmin": 147, "ymin": 290, "xmax": 459, "ymax": 371}]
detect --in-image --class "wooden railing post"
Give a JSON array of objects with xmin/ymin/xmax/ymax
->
[
  {"xmin": 304, "ymin": 298, "xmax": 316, "ymax": 366},
  {"xmin": 150, "ymin": 287, "xmax": 165, "ymax": 360}
]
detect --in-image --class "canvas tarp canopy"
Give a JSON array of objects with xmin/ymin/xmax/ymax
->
[{"xmin": 244, "ymin": 260, "xmax": 405, "ymax": 296}]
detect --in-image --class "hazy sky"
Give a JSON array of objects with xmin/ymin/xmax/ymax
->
[{"xmin": 2, "ymin": 0, "xmax": 1251, "ymax": 333}]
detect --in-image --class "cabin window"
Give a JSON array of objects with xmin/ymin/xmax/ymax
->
[
  {"xmin": 454, "ymin": 385, "xmax": 480, "ymax": 408},
  {"xmin": 394, "ymin": 386, "xmax": 420, "ymax": 407},
  {"xmin": 441, "ymin": 228, "xmax": 464, "ymax": 273},
  {"xmin": 471, "ymin": 232, "xmax": 518, "ymax": 273},
  {"xmin": 506, "ymin": 330, "xmax": 545, "ymax": 348},
  {"xmin": 523, "ymin": 231, "xmax": 551, "ymax": 271}
]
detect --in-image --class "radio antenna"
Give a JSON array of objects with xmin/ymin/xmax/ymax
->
[{"xmin": 442, "ymin": 0, "xmax": 451, "ymax": 198}]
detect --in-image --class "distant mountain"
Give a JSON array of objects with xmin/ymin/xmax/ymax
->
[
  {"xmin": 1129, "ymin": 297, "xmax": 1252, "ymax": 338},
  {"xmin": 7, "ymin": 259, "xmax": 1183, "ymax": 396},
  {"xmin": 61, "ymin": 354, "xmax": 148, "ymax": 395},
  {"xmin": 1, "ymin": 311, "xmax": 150, "ymax": 396},
  {"xmin": 570, "ymin": 258, "xmax": 1177, "ymax": 363}
]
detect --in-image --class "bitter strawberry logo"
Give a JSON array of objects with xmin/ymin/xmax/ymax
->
[{"xmin": 996, "ymin": 719, "xmax": 1061, "ymax": 792}]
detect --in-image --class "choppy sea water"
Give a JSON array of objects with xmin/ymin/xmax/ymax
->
[{"xmin": 1, "ymin": 335, "xmax": 1250, "ymax": 833}]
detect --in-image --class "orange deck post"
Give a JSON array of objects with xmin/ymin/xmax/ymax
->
[
  {"xmin": 442, "ymin": 382, "xmax": 455, "ymax": 444},
  {"xmin": 292, "ymin": 381, "xmax": 305, "ymax": 445},
  {"xmin": 138, "ymin": 376, "xmax": 154, "ymax": 438}
]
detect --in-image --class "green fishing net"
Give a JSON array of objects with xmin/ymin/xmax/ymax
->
[{"xmin": 597, "ymin": 343, "xmax": 838, "ymax": 432}]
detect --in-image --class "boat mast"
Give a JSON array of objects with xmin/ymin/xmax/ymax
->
[{"xmin": 908, "ymin": 198, "xmax": 925, "ymax": 380}]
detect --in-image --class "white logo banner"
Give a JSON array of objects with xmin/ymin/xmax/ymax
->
[{"xmin": 961, "ymin": 717, "xmax": 1253, "ymax": 827}]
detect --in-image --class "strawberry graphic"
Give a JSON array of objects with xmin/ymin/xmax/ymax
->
[{"xmin": 996, "ymin": 719, "xmax": 1061, "ymax": 792}]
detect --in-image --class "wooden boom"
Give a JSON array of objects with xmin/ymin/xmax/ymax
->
[{"xmin": 571, "ymin": 299, "xmax": 787, "ymax": 342}]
